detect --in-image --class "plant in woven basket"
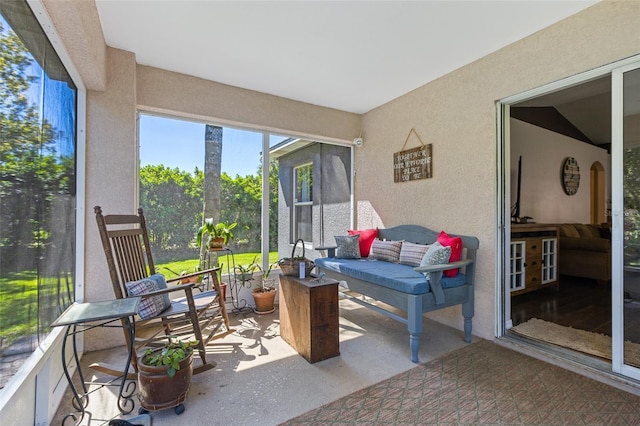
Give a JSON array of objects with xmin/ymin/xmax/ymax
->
[{"xmin": 278, "ymin": 239, "xmax": 315, "ymax": 277}]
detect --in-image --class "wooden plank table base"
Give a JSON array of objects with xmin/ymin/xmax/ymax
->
[{"xmin": 278, "ymin": 275, "xmax": 340, "ymax": 363}]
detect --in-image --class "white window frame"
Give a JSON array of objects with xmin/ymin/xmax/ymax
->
[{"xmin": 293, "ymin": 162, "xmax": 313, "ymax": 243}]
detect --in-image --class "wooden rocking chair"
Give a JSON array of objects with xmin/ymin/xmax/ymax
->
[{"xmin": 94, "ymin": 206, "xmax": 233, "ymax": 376}]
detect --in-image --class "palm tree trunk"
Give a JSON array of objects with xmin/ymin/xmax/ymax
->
[{"xmin": 201, "ymin": 125, "xmax": 223, "ymax": 269}]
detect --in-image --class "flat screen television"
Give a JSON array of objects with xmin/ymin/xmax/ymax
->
[{"xmin": 511, "ymin": 156, "xmax": 521, "ymax": 222}]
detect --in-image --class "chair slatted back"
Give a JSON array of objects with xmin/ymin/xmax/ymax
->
[{"xmin": 94, "ymin": 206, "xmax": 157, "ymax": 300}]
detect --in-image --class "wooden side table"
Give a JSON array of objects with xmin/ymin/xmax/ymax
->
[{"xmin": 278, "ymin": 275, "xmax": 340, "ymax": 363}]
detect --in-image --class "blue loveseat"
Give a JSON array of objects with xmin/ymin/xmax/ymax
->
[{"xmin": 315, "ymin": 225, "xmax": 479, "ymax": 363}]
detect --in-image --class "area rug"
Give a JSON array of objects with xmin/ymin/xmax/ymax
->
[
  {"xmin": 511, "ymin": 318, "xmax": 640, "ymax": 367},
  {"xmin": 281, "ymin": 339, "xmax": 640, "ymax": 425}
]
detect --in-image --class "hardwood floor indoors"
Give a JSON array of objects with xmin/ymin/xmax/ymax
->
[{"xmin": 510, "ymin": 275, "xmax": 640, "ymax": 344}]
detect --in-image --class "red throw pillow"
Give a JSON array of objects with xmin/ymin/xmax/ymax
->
[
  {"xmin": 348, "ymin": 228, "xmax": 378, "ymax": 257},
  {"xmin": 437, "ymin": 230, "xmax": 462, "ymax": 277}
]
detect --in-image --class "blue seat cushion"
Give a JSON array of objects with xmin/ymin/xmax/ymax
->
[{"xmin": 315, "ymin": 258, "xmax": 466, "ymax": 295}]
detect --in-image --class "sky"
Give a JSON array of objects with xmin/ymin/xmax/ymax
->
[{"xmin": 139, "ymin": 114, "xmax": 287, "ymax": 176}]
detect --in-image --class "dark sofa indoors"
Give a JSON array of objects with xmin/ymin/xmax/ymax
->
[{"xmin": 559, "ymin": 223, "xmax": 611, "ymax": 283}]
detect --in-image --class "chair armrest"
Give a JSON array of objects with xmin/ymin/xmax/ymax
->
[
  {"xmin": 165, "ymin": 267, "xmax": 220, "ymax": 285},
  {"xmin": 315, "ymin": 245, "xmax": 337, "ymax": 258},
  {"xmin": 413, "ymin": 259, "xmax": 473, "ymax": 274},
  {"xmin": 132, "ymin": 282, "xmax": 196, "ymax": 298}
]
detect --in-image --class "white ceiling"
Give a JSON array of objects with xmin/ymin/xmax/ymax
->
[{"xmin": 95, "ymin": 1, "xmax": 598, "ymax": 114}]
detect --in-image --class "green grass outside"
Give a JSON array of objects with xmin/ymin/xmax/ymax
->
[
  {"xmin": 0, "ymin": 271, "xmax": 38, "ymax": 347},
  {"xmin": 0, "ymin": 252, "xmax": 277, "ymax": 351},
  {"xmin": 0, "ymin": 271, "xmax": 71, "ymax": 350},
  {"xmin": 155, "ymin": 251, "xmax": 279, "ymax": 280}
]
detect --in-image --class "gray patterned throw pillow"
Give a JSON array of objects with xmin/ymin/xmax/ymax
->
[
  {"xmin": 335, "ymin": 235, "xmax": 361, "ymax": 259},
  {"xmin": 420, "ymin": 241, "xmax": 451, "ymax": 267}
]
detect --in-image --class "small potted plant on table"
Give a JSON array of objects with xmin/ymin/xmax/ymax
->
[
  {"xmin": 196, "ymin": 219, "xmax": 237, "ymax": 251},
  {"xmin": 137, "ymin": 337, "xmax": 198, "ymax": 415},
  {"xmin": 234, "ymin": 256, "xmax": 260, "ymax": 282}
]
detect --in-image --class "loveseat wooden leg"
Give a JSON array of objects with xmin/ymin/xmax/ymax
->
[
  {"xmin": 408, "ymin": 295, "xmax": 422, "ymax": 363},
  {"xmin": 409, "ymin": 333, "xmax": 420, "ymax": 363},
  {"xmin": 463, "ymin": 317, "xmax": 472, "ymax": 343},
  {"xmin": 462, "ymin": 297, "xmax": 474, "ymax": 343}
]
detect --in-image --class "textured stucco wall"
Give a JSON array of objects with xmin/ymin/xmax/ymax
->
[
  {"xmin": 357, "ymin": 0, "xmax": 640, "ymax": 340},
  {"xmin": 83, "ymin": 47, "xmax": 138, "ymax": 350},
  {"xmin": 136, "ymin": 65, "xmax": 361, "ymax": 144},
  {"xmin": 277, "ymin": 144, "xmax": 352, "ymax": 260},
  {"xmin": 511, "ymin": 119, "xmax": 611, "ymax": 225},
  {"xmin": 42, "ymin": 0, "xmax": 107, "ymax": 90}
]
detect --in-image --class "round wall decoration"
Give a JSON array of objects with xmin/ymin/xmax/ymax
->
[{"xmin": 562, "ymin": 157, "xmax": 580, "ymax": 195}]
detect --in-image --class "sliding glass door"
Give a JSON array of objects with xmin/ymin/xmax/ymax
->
[
  {"xmin": 499, "ymin": 55, "xmax": 640, "ymax": 383},
  {"xmin": 614, "ymin": 63, "xmax": 640, "ymax": 379}
]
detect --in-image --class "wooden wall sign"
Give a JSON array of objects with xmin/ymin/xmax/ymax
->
[{"xmin": 393, "ymin": 129, "xmax": 432, "ymax": 183}]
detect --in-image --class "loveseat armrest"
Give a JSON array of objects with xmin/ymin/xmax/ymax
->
[
  {"xmin": 315, "ymin": 245, "xmax": 337, "ymax": 258},
  {"xmin": 414, "ymin": 259, "xmax": 473, "ymax": 305},
  {"xmin": 413, "ymin": 259, "xmax": 473, "ymax": 274}
]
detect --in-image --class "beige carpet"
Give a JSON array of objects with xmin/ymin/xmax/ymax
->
[
  {"xmin": 282, "ymin": 339, "xmax": 640, "ymax": 425},
  {"xmin": 511, "ymin": 318, "xmax": 640, "ymax": 367}
]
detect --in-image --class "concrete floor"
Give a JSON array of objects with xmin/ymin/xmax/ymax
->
[{"xmin": 52, "ymin": 299, "xmax": 469, "ymax": 426}]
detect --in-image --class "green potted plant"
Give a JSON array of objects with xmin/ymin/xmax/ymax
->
[
  {"xmin": 178, "ymin": 266, "xmax": 202, "ymax": 285},
  {"xmin": 137, "ymin": 337, "xmax": 198, "ymax": 415},
  {"xmin": 196, "ymin": 219, "xmax": 237, "ymax": 250},
  {"xmin": 252, "ymin": 261, "xmax": 279, "ymax": 314},
  {"xmin": 234, "ymin": 256, "xmax": 260, "ymax": 282},
  {"xmin": 161, "ymin": 266, "xmax": 202, "ymax": 285}
]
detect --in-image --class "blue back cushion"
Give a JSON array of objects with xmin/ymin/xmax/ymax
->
[{"xmin": 148, "ymin": 273, "xmax": 172, "ymax": 308}]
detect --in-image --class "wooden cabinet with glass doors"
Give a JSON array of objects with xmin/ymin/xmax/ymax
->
[{"xmin": 510, "ymin": 224, "xmax": 559, "ymax": 296}]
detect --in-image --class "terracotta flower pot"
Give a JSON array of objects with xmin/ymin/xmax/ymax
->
[
  {"xmin": 220, "ymin": 282, "xmax": 227, "ymax": 301},
  {"xmin": 208, "ymin": 237, "xmax": 225, "ymax": 250},
  {"xmin": 252, "ymin": 287, "xmax": 276, "ymax": 314},
  {"xmin": 180, "ymin": 275, "xmax": 199, "ymax": 285},
  {"xmin": 137, "ymin": 348, "xmax": 193, "ymax": 413}
]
